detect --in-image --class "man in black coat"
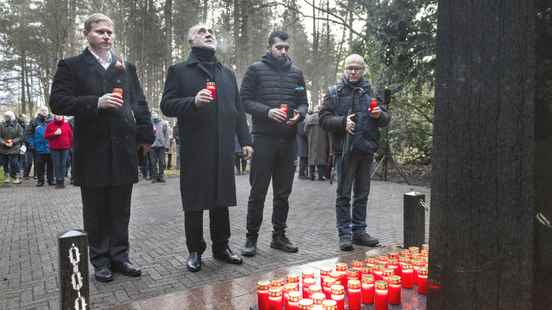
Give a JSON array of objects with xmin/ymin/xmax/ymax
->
[
  {"xmin": 160, "ymin": 24, "xmax": 253, "ymax": 272},
  {"xmin": 240, "ymin": 31, "xmax": 309, "ymax": 257},
  {"xmin": 49, "ymin": 13, "xmax": 154, "ymax": 282},
  {"xmin": 319, "ymin": 54, "xmax": 390, "ymax": 251}
]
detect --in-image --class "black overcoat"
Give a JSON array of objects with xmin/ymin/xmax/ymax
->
[
  {"xmin": 49, "ymin": 48, "xmax": 154, "ymax": 187},
  {"xmin": 160, "ymin": 54, "xmax": 252, "ymax": 211}
]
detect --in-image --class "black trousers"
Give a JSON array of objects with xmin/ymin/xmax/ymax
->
[
  {"xmin": 81, "ymin": 184, "xmax": 133, "ymax": 268},
  {"xmin": 184, "ymin": 207, "xmax": 230, "ymax": 254},
  {"xmin": 36, "ymin": 153, "xmax": 53, "ymax": 184},
  {"xmin": 246, "ymin": 136, "xmax": 296, "ymax": 239}
]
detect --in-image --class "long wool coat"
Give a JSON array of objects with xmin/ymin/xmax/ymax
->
[
  {"xmin": 160, "ymin": 54, "xmax": 252, "ymax": 211},
  {"xmin": 49, "ymin": 48, "xmax": 154, "ymax": 187}
]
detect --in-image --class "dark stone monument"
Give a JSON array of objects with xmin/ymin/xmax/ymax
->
[
  {"xmin": 58, "ymin": 230, "xmax": 89, "ymax": 310},
  {"xmin": 403, "ymin": 191, "xmax": 426, "ymax": 248}
]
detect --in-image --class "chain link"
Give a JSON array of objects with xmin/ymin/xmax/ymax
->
[
  {"xmin": 68, "ymin": 244, "xmax": 87, "ymax": 310},
  {"xmin": 419, "ymin": 199, "xmax": 430, "ymax": 211}
]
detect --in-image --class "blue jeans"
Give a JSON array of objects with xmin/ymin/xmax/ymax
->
[
  {"xmin": 335, "ymin": 152, "xmax": 373, "ymax": 238},
  {"xmin": 1, "ymin": 154, "xmax": 20, "ymax": 178},
  {"xmin": 51, "ymin": 150, "xmax": 69, "ymax": 183}
]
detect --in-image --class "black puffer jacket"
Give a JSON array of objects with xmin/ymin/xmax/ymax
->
[
  {"xmin": 319, "ymin": 77, "xmax": 390, "ymax": 154},
  {"xmin": 240, "ymin": 53, "xmax": 308, "ymax": 139}
]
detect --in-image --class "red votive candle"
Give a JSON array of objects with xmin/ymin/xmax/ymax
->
[
  {"xmin": 298, "ymin": 298, "xmax": 313, "ymax": 310},
  {"xmin": 303, "ymin": 277, "xmax": 316, "ymax": 298},
  {"xmin": 373, "ymin": 267, "xmax": 384, "ymax": 281},
  {"xmin": 302, "ymin": 270, "xmax": 315, "ymax": 286},
  {"xmin": 383, "ymin": 268, "xmax": 395, "ymax": 282},
  {"xmin": 309, "ymin": 285, "xmax": 322, "ymax": 299},
  {"xmin": 256, "ymin": 280, "xmax": 270, "ymax": 310},
  {"xmin": 417, "ymin": 267, "xmax": 429, "ymax": 295},
  {"xmin": 284, "ymin": 283, "xmax": 299, "ymax": 305},
  {"xmin": 351, "ymin": 260, "xmax": 363, "ymax": 275},
  {"xmin": 287, "ymin": 291, "xmax": 302, "ymax": 310},
  {"xmin": 271, "ymin": 278, "xmax": 285, "ymax": 288},
  {"xmin": 312, "ymin": 292, "xmax": 326, "ymax": 305},
  {"xmin": 401, "ymin": 264, "xmax": 415, "ymax": 289},
  {"xmin": 288, "ymin": 273, "xmax": 301, "ymax": 285},
  {"xmin": 374, "ymin": 280, "xmax": 388, "ymax": 310},
  {"xmin": 322, "ymin": 299, "xmax": 337, "ymax": 310},
  {"xmin": 361, "ymin": 274, "xmax": 375, "ymax": 304},
  {"xmin": 346, "ymin": 270, "xmax": 358, "ymax": 288},
  {"xmin": 206, "ymin": 81, "xmax": 217, "ymax": 100},
  {"xmin": 268, "ymin": 287, "xmax": 283, "ymax": 310},
  {"xmin": 323, "ymin": 277, "xmax": 337, "ymax": 299},
  {"xmin": 330, "ymin": 284, "xmax": 345, "ymax": 310},
  {"xmin": 347, "ymin": 279, "xmax": 362, "ymax": 310},
  {"xmin": 388, "ymin": 275, "xmax": 401, "ymax": 305}
]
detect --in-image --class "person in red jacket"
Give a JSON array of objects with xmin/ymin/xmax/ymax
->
[{"xmin": 45, "ymin": 114, "xmax": 73, "ymax": 188}]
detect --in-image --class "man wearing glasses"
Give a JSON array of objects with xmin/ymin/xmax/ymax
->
[
  {"xmin": 319, "ymin": 54, "xmax": 390, "ymax": 251},
  {"xmin": 240, "ymin": 31, "xmax": 308, "ymax": 257}
]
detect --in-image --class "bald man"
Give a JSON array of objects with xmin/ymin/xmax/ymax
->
[{"xmin": 319, "ymin": 54, "xmax": 390, "ymax": 251}]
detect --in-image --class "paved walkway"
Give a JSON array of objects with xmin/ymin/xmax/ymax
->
[{"xmin": 0, "ymin": 174, "xmax": 429, "ymax": 310}]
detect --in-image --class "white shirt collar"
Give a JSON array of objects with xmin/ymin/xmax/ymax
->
[{"xmin": 88, "ymin": 48, "xmax": 112, "ymax": 70}]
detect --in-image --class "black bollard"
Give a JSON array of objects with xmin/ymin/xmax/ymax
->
[
  {"xmin": 403, "ymin": 192, "xmax": 426, "ymax": 248},
  {"xmin": 58, "ymin": 230, "xmax": 89, "ymax": 310}
]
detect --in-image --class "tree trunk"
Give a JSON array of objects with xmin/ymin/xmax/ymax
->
[{"xmin": 429, "ymin": 1, "xmax": 537, "ymax": 309}]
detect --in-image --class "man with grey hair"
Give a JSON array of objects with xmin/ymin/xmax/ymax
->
[
  {"xmin": 49, "ymin": 13, "xmax": 154, "ymax": 282},
  {"xmin": 161, "ymin": 24, "xmax": 253, "ymax": 272},
  {"xmin": 0, "ymin": 111, "xmax": 24, "ymax": 184},
  {"xmin": 320, "ymin": 54, "xmax": 390, "ymax": 251}
]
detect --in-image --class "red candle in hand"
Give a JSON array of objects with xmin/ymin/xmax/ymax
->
[
  {"xmin": 256, "ymin": 280, "xmax": 270, "ymax": 310},
  {"xmin": 330, "ymin": 284, "xmax": 345, "ymax": 310},
  {"xmin": 374, "ymin": 281, "xmax": 388, "ymax": 310},
  {"xmin": 417, "ymin": 267, "xmax": 429, "ymax": 295},
  {"xmin": 347, "ymin": 279, "xmax": 362, "ymax": 310},
  {"xmin": 268, "ymin": 287, "xmax": 283, "ymax": 310},
  {"xmin": 361, "ymin": 274, "xmax": 375, "ymax": 304},
  {"xmin": 401, "ymin": 264, "xmax": 415, "ymax": 289},
  {"xmin": 387, "ymin": 275, "xmax": 401, "ymax": 305},
  {"xmin": 369, "ymin": 98, "xmax": 378, "ymax": 112},
  {"xmin": 206, "ymin": 81, "xmax": 217, "ymax": 100}
]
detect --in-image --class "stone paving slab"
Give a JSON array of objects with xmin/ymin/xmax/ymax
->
[{"xmin": 0, "ymin": 174, "xmax": 429, "ymax": 309}]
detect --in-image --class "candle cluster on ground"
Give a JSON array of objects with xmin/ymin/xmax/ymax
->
[{"xmin": 256, "ymin": 245, "xmax": 429, "ymax": 310}]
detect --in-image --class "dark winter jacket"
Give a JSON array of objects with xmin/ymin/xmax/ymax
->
[
  {"xmin": 240, "ymin": 53, "xmax": 308, "ymax": 139},
  {"xmin": 49, "ymin": 48, "xmax": 154, "ymax": 187},
  {"xmin": 319, "ymin": 77, "xmax": 390, "ymax": 155},
  {"xmin": 160, "ymin": 48, "xmax": 252, "ymax": 211},
  {"xmin": 0, "ymin": 120, "xmax": 24, "ymax": 155}
]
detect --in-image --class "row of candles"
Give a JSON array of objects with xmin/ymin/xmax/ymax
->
[{"xmin": 256, "ymin": 245, "xmax": 429, "ymax": 310}]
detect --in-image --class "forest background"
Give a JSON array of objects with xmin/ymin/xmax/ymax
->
[{"xmin": 0, "ymin": 0, "xmax": 437, "ymax": 171}]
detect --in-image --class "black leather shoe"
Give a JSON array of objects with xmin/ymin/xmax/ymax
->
[
  {"xmin": 270, "ymin": 232, "xmax": 299, "ymax": 253},
  {"xmin": 352, "ymin": 232, "xmax": 379, "ymax": 247},
  {"xmin": 112, "ymin": 262, "xmax": 142, "ymax": 277},
  {"xmin": 94, "ymin": 266, "xmax": 113, "ymax": 282},
  {"xmin": 186, "ymin": 252, "xmax": 202, "ymax": 272},
  {"xmin": 241, "ymin": 238, "xmax": 257, "ymax": 257},
  {"xmin": 214, "ymin": 247, "xmax": 243, "ymax": 265}
]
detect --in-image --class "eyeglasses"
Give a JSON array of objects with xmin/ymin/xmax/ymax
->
[
  {"xmin": 275, "ymin": 45, "xmax": 290, "ymax": 51},
  {"xmin": 346, "ymin": 66, "xmax": 364, "ymax": 72}
]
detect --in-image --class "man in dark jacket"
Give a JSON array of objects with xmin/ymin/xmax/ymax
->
[
  {"xmin": 0, "ymin": 111, "xmax": 24, "ymax": 184},
  {"xmin": 49, "ymin": 13, "xmax": 154, "ymax": 282},
  {"xmin": 240, "ymin": 31, "xmax": 308, "ymax": 257},
  {"xmin": 319, "ymin": 54, "xmax": 390, "ymax": 251},
  {"xmin": 160, "ymin": 24, "xmax": 253, "ymax": 272}
]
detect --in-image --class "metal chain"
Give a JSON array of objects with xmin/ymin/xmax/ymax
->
[
  {"xmin": 68, "ymin": 244, "xmax": 87, "ymax": 310},
  {"xmin": 419, "ymin": 199, "xmax": 430, "ymax": 211}
]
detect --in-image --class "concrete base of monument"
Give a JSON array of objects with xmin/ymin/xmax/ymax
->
[{"xmin": 113, "ymin": 245, "xmax": 427, "ymax": 310}]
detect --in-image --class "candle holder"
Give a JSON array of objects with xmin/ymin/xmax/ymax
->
[
  {"xmin": 322, "ymin": 299, "xmax": 337, "ymax": 310},
  {"xmin": 330, "ymin": 284, "xmax": 345, "ymax": 310},
  {"xmin": 417, "ymin": 267, "xmax": 429, "ymax": 295},
  {"xmin": 303, "ymin": 277, "xmax": 316, "ymax": 299},
  {"xmin": 271, "ymin": 278, "xmax": 285, "ymax": 288},
  {"xmin": 361, "ymin": 274, "xmax": 375, "ymax": 305},
  {"xmin": 374, "ymin": 280, "xmax": 389, "ymax": 310},
  {"xmin": 347, "ymin": 279, "xmax": 362, "ymax": 310},
  {"xmin": 298, "ymin": 298, "xmax": 313, "ymax": 310},
  {"xmin": 401, "ymin": 264, "xmax": 415, "ymax": 289},
  {"xmin": 312, "ymin": 292, "xmax": 326, "ymax": 305},
  {"xmin": 287, "ymin": 291, "xmax": 302, "ymax": 310},
  {"xmin": 388, "ymin": 275, "xmax": 401, "ymax": 305},
  {"xmin": 256, "ymin": 280, "xmax": 270, "ymax": 310},
  {"xmin": 323, "ymin": 277, "xmax": 337, "ymax": 299},
  {"xmin": 268, "ymin": 287, "xmax": 283, "ymax": 310}
]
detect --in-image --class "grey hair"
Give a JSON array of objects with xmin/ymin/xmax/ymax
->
[{"xmin": 187, "ymin": 23, "xmax": 211, "ymax": 43}]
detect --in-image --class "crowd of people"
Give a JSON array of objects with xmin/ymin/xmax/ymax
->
[{"xmin": 5, "ymin": 13, "xmax": 392, "ymax": 282}]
